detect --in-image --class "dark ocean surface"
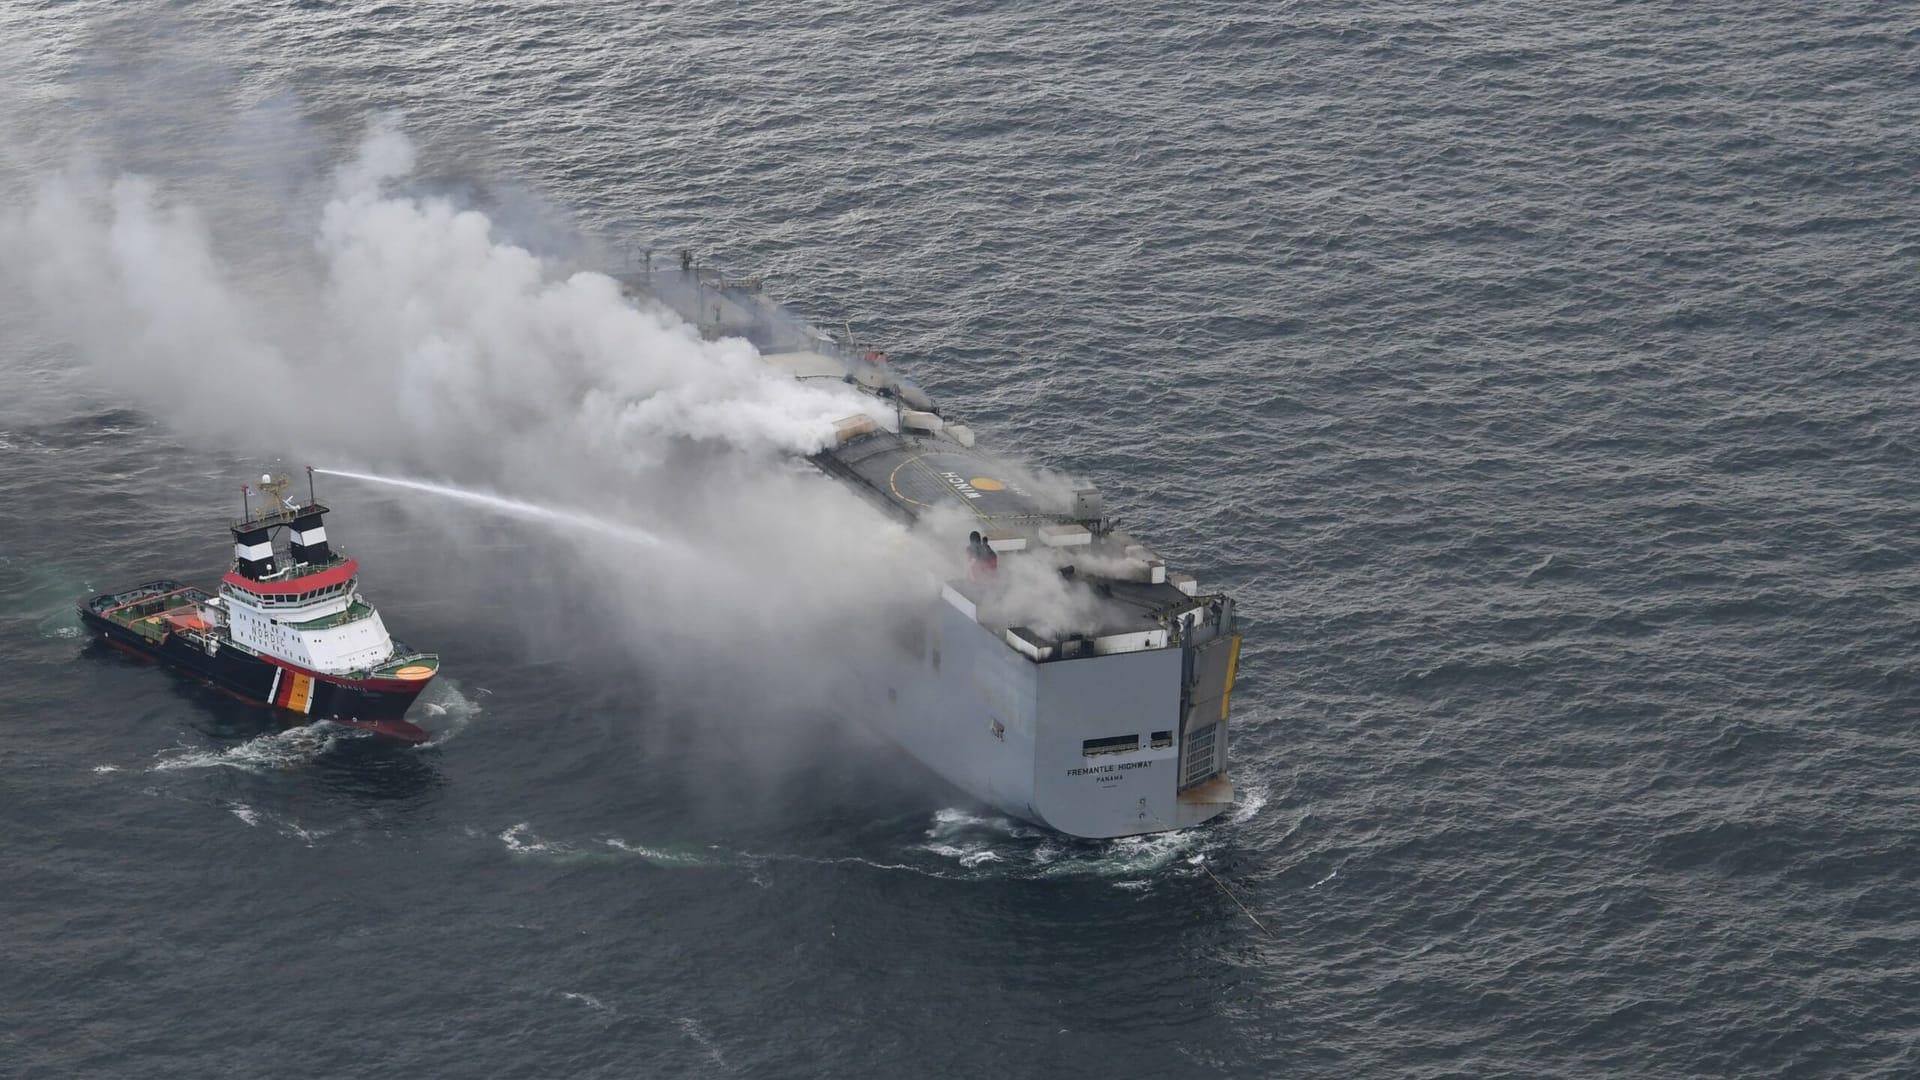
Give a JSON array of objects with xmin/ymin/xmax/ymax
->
[{"xmin": 5, "ymin": 2, "xmax": 1920, "ymax": 1076}]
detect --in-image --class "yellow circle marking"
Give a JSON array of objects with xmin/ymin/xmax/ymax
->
[
  {"xmin": 886, "ymin": 453, "xmax": 993, "ymax": 520},
  {"xmin": 887, "ymin": 453, "xmax": 937, "ymax": 508},
  {"xmin": 392, "ymin": 665, "xmax": 436, "ymax": 681},
  {"xmin": 968, "ymin": 476, "xmax": 1006, "ymax": 491}
]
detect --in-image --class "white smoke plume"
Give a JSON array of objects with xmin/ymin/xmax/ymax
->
[
  {"xmin": 0, "ymin": 110, "xmax": 1115, "ymax": 807},
  {"xmin": 3, "ymin": 121, "xmax": 889, "ymax": 482},
  {"xmin": 1, "ymin": 119, "xmax": 959, "ymax": 723}
]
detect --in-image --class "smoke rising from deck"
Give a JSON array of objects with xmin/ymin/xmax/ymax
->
[
  {"xmin": 0, "ymin": 109, "xmax": 957, "ymax": 768},
  {"xmin": 0, "ymin": 77, "xmax": 1121, "ymax": 811}
]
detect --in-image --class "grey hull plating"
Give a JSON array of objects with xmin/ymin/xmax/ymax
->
[{"xmin": 852, "ymin": 597, "xmax": 1237, "ymax": 839}]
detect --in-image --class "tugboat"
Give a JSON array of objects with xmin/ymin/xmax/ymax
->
[{"xmin": 78, "ymin": 469, "xmax": 441, "ymax": 744}]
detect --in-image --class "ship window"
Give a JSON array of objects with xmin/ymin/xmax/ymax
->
[
  {"xmin": 1083, "ymin": 734, "xmax": 1140, "ymax": 756},
  {"xmin": 1151, "ymin": 730, "xmax": 1173, "ymax": 748}
]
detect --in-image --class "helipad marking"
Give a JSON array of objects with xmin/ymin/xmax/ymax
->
[
  {"xmin": 888, "ymin": 454, "xmax": 937, "ymax": 508},
  {"xmin": 968, "ymin": 477, "xmax": 1006, "ymax": 491},
  {"xmin": 887, "ymin": 454, "xmax": 992, "ymax": 520}
]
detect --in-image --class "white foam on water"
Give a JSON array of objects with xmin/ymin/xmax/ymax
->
[
  {"xmin": 502, "ymin": 812, "xmax": 1208, "ymax": 886},
  {"xmin": 91, "ymin": 764, "xmax": 121, "ymax": 774},
  {"xmin": 601, "ymin": 837, "xmax": 716, "ymax": 867},
  {"xmin": 1053, "ymin": 831, "xmax": 1210, "ymax": 880},
  {"xmin": 281, "ymin": 819, "xmax": 328, "ymax": 846},
  {"xmin": 927, "ymin": 806, "xmax": 1042, "ymax": 840},
  {"xmin": 150, "ymin": 723, "xmax": 354, "ymax": 773},
  {"xmin": 499, "ymin": 822, "xmax": 565, "ymax": 856},
  {"xmin": 415, "ymin": 678, "xmax": 482, "ymax": 747},
  {"xmin": 605, "ymin": 831, "xmax": 962, "ymax": 881},
  {"xmin": 916, "ymin": 806, "xmax": 1212, "ymax": 881},
  {"xmin": 218, "ymin": 800, "xmax": 329, "ymax": 845},
  {"xmin": 559, "ymin": 991, "xmax": 613, "ymax": 1015},
  {"xmin": 1229, "ymin": 782, "xmax": 1270, "ymax": 825},
  {"xmin": 674, "ymin": 1017, "xmax": 730, "ymax": 1072}
]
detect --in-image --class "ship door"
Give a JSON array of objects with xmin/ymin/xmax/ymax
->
[{"xmin": 1178, "ymin": 633, "xmax": 1239, "ymax": 790}]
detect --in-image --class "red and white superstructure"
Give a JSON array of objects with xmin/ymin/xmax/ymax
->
[{"xmin": 222, "ymin": 558, "xmax": 395, "ymax": 676}]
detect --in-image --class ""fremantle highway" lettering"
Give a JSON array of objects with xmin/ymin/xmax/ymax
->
[{"xmin": 1067, "ymin": 760, "xmax": 1155, "ymax": 777}]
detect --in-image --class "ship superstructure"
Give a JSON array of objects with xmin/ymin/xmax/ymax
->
[
  {"xmin": 619, "ymin": 253, "xmax": 1241, "ymax": 838},
  {"xmin": 78, "ymin": 471, "xmax": 440, "ymax": 743}
]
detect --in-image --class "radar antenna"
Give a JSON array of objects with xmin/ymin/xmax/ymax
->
[{"xmin": 256, "ymin": 473, "xmax": 296, "ymax": 517}]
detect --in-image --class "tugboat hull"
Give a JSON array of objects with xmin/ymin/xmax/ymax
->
[{"xmin": 78, "ymin": 602, "xmax": 433, "ymax": 744}]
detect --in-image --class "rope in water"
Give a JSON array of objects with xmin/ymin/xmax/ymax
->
[
  {"xmin": 1200, "ymin": 857, "xmax": 1274, "ymax": 938},
  {"xmin": 1147, "ymin": 806, "xmax": 1273, "ymax": 938}
]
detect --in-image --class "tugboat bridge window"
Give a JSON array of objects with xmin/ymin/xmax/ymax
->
[{"xmin": 1082, "ymin": 734, "xmax": 1140, "ymax": 756}]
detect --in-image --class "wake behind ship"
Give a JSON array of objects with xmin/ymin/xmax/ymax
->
[
  {"xmin": 78, "ymin": 471, "xmax": 440, "ymax": 743},
  {"xmin": 620, "ymin": 252, "xmax": 1243, "ymax": 839}
]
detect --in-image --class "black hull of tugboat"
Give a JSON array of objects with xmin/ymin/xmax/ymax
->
[{"xmin": 78, "ymin": 608, "xmax": 433, "ymax": 744}]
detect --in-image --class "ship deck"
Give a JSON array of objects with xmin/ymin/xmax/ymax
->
[
  {"xmin": 86, "ymin": 581, "xmax": 218, "ymax": 644},
  {"xmin": 620, "ymin": 255, "xmax": 1226, "ymax": 644},
  {"xmin": 818, "ymin": 431, "xmax": 1061, "ymax": 527}
]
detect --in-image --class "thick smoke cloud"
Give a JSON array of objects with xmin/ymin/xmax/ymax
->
[
  {"xmin": 0, "ymin": 120, "xmax": 958, "ymax": 720},
  {"xmin": 4, "ymin": 122, "xmax": 890, "ymax": 480},
  {"xmin": 0, "ymin": 107, "xmax": 1110, "ymax": 787}
]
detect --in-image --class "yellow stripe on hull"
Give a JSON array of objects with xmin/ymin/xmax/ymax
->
[{"xmin": 1219, "ymin": 634, "xmax": 1241, "ymax": 721}]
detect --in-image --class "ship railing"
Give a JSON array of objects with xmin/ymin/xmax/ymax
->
[
  {"xmin": 280, "ymin": 599, "xmax": 374, "ymax": 631},
  {"xmin": 100, "ymin": 587, "xmax": 202, "ymax": 621},
  {"xmin": 339, "ymin": 650, "xmax": 439, "ymax": 682},
  {"xmin": 230, "ymin": 499, "xmax": 331, "ymax": 530},
  {"xmin": 239, "ymin": 551, "xmax": 353, "ymax": 586},
  {"xmin": 232, "ymin": 507, "xmax": 301, "ymax": 529}
]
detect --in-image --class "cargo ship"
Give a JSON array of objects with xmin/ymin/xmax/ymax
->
[
  {"xmin": 619, "ymin": 252, "xmax": 1242, "ymax": 838},
  {"xmin": 78, "ymin": 471, "xmax": 440, "ymax": 743}
]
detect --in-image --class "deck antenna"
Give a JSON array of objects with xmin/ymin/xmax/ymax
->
[{"xmin": 241, "ymin": 483, "xmax": 251, "ymax": 520}]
